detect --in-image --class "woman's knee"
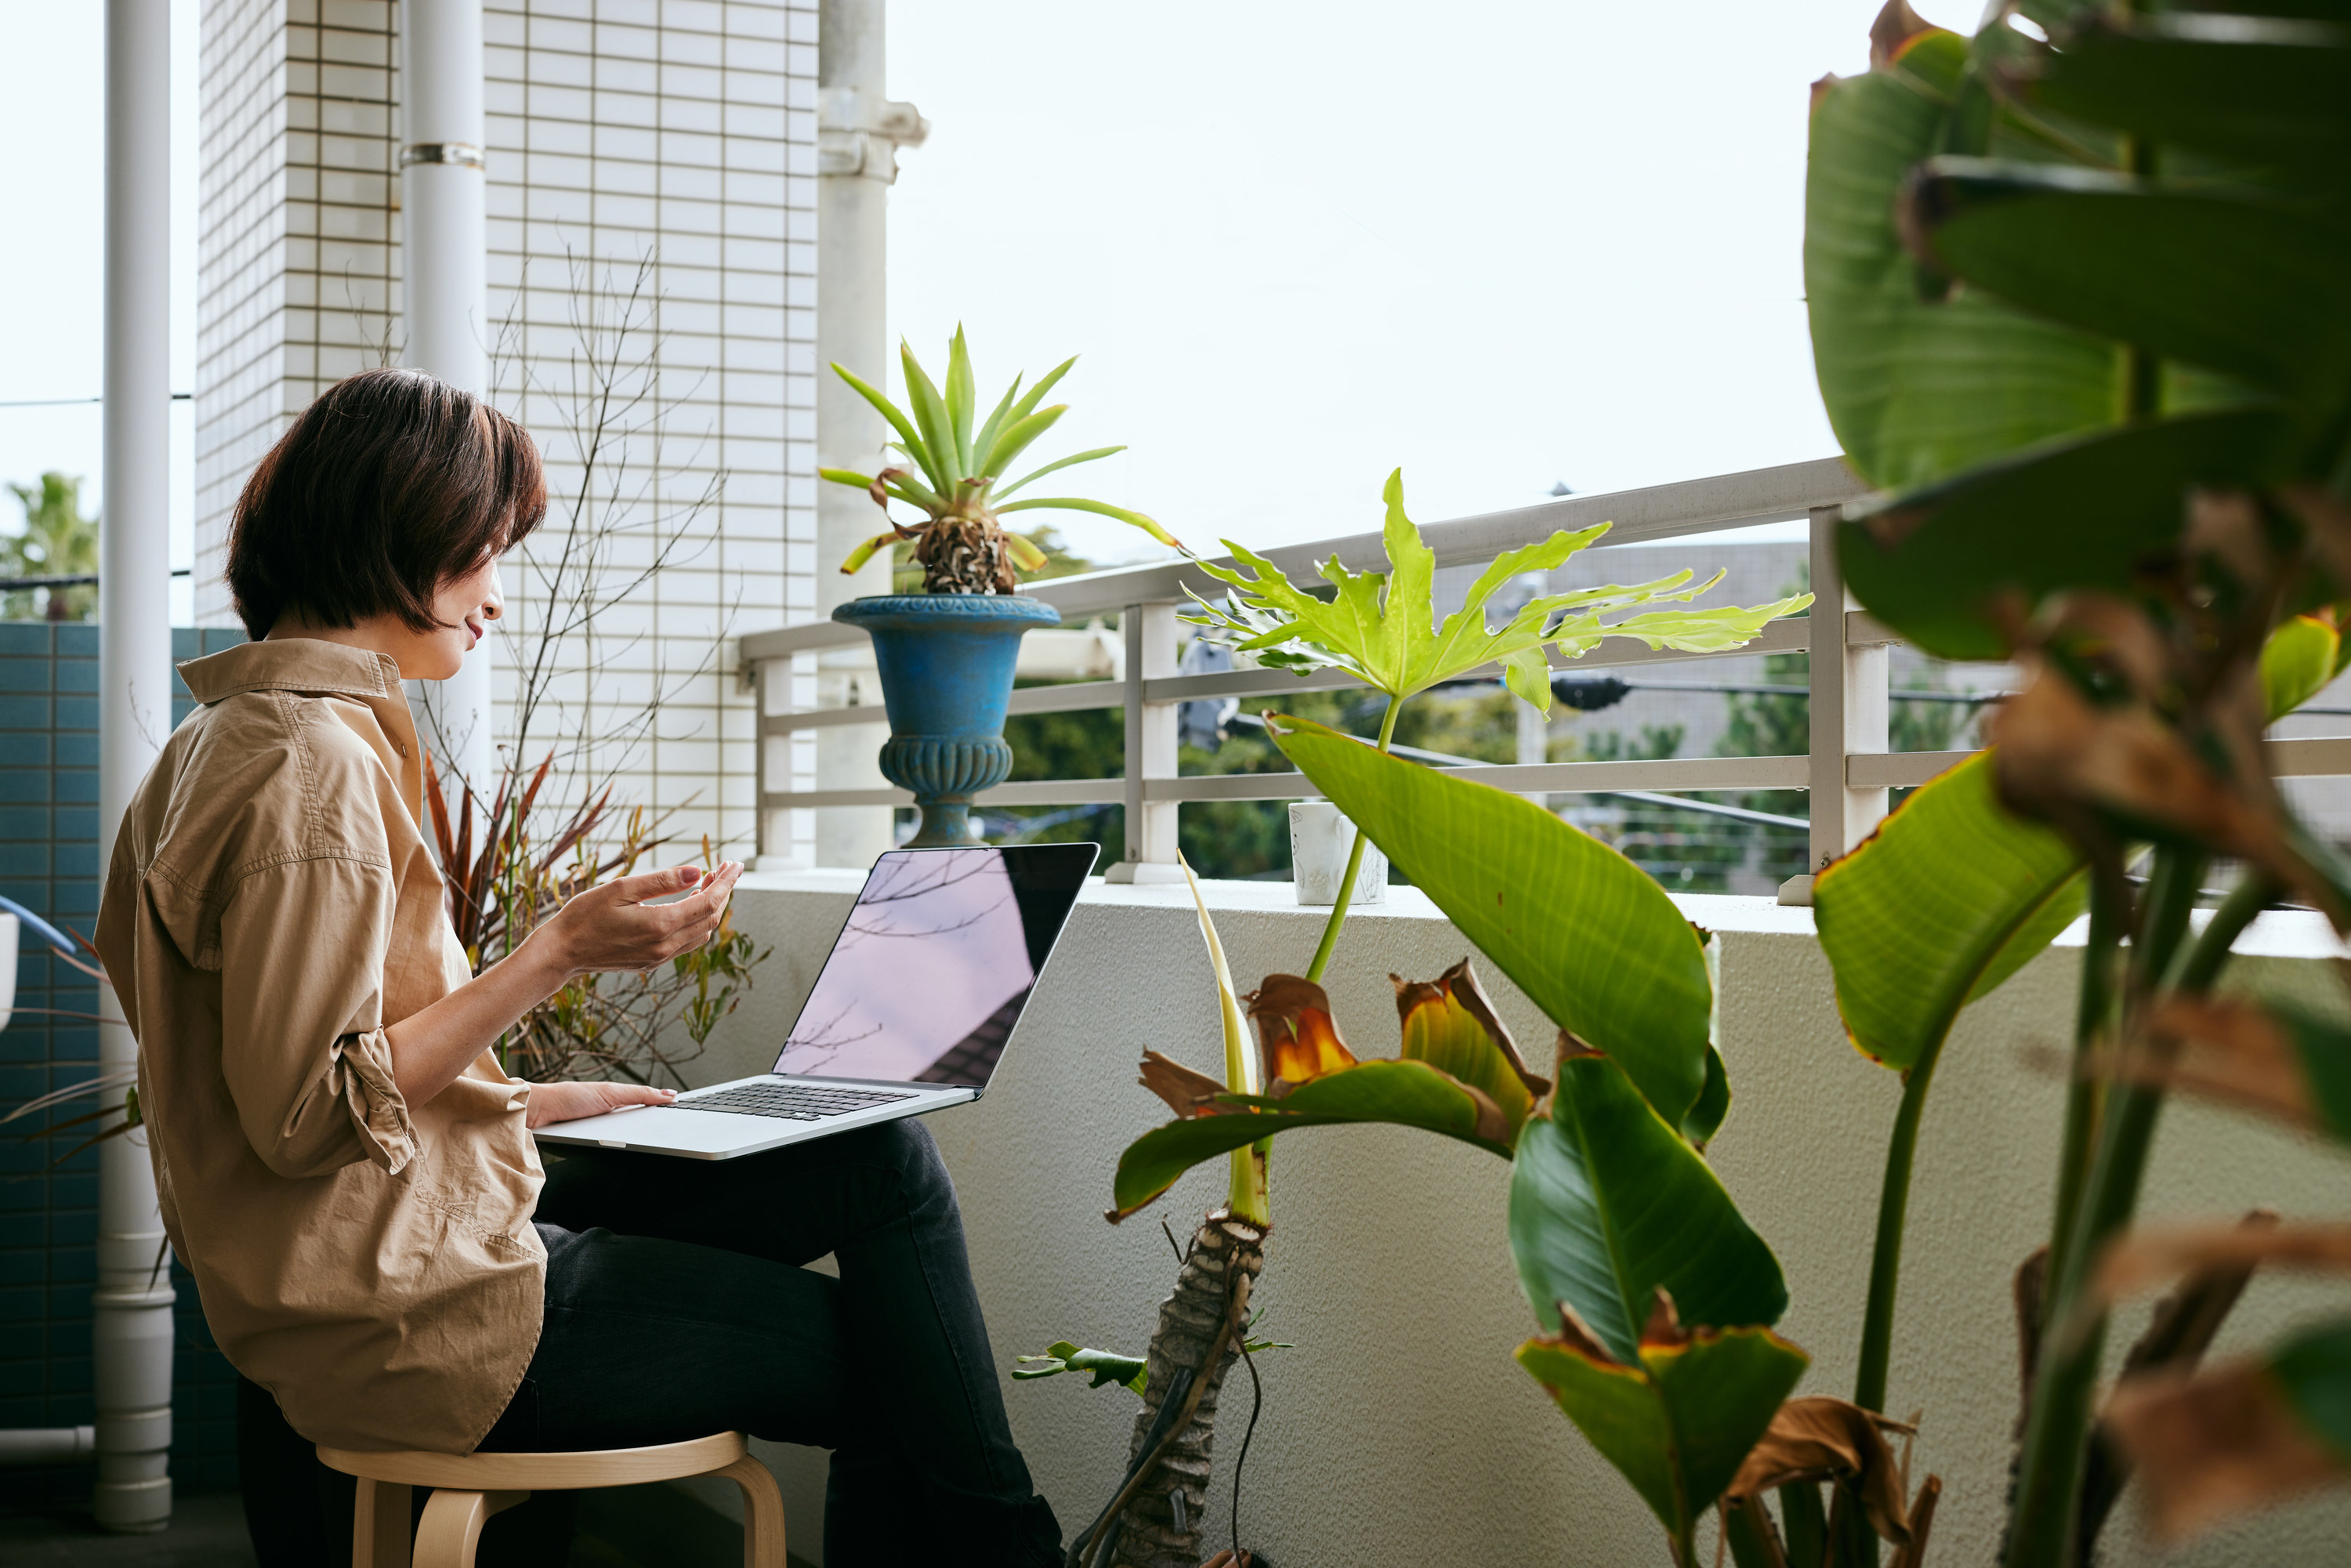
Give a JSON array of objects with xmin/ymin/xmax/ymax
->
[{"xmin": 862, "ymin": 1117, "xmax": 957, "ymax": 1212}]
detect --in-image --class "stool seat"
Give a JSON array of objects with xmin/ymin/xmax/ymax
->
[{"xmin": 318, "ymin": 1431, "xmax": 783, "ymax": 1568}]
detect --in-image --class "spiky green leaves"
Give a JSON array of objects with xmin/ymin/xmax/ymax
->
[{"xmin": 1184, "ymin": 471, "xmax": 1807, "ymax": 713}]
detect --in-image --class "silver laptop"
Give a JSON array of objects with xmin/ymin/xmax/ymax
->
[{"xmin": 535, "ymin": 842, "xmax": 1099, "ymax": 1161}]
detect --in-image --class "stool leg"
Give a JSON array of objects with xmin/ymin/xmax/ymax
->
[
  {"xmin": 713, "ymin": 1454, "xmax": 786, "ymax": 1568},
  {"xmin": 353, "ymin": 1478, "xmax": 413, "ymax": 1568},
  {"xmin": 412, "ymin": 1488, "xmax": 529, "ymax": 1568}
]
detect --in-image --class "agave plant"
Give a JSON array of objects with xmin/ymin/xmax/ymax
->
[{"xmin": 822, "ymin": 329, "xmax": 1181, "ymax": 594}]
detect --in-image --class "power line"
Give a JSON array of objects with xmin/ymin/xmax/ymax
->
[{"xmin": 0, "ymin": 393, "xmax": 194, "ymax": 409}]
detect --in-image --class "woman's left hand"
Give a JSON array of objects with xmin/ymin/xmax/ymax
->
[{"xmin": 525, "ymin": 1081, "xmax": 678, "ymax": 1128}]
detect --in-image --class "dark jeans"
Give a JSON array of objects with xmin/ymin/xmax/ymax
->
[{"xmin": 241, "ymin": 1118, "xmax": 1059, "ymax": 1568}]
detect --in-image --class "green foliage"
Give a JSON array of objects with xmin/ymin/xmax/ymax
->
[
  {"xmin": 1269, "ymin": 713, "xmax": 1716, "ymax": 1128},
  {"xmin": 1813, "ymin": 751, "xmax": 2085, "ymax": 1074},
  {"xmin": 823, "ymin": 328, "xmax": 1175, "ymax": 593},
  {"xmin": 1186, "ymin": 470, "xmax": 1809, "ymax": 712},
  {"xmin": 1014, "ymin": 1342, "xmax": 1149, "ymax": 1396},
  {"xmin": 3, "ymin": 473, "xmax": 99, "ymax": 622}
]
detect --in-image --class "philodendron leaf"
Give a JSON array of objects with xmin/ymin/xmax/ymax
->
[
  {"xmin": 2106, "ymin": 1319, "xmax": 2351, "ymax": 1542},
  {"xmin": 1517, "ymin": 1301, "xmax": 1808, "ymax": 1549},
  {"xmin": 1270, "ymin": 712, "xmax": 1715, "ymax": 1126},
  {"xmin": 1013, "ymin": 1342, "xmax": 1148, "ymax": 1396},
  {"xmin": 1107, "ymin": 961, "xmax": 1543, "ymax": 1222},
  {"xmin": 1814, "ymin": 750, "xmax": 2086, "ymax": 1072},
  {"xmin": 1806, "ymin": 22, "xmax": 2119, "ymax": 493},
  {"xmin": 1511, "ymin": 1048, "xmax": 1788, "ymax": 1364},
  {"xmin": 1185, "ymin": 470, "xmax": 1808, "ymax": 713}
]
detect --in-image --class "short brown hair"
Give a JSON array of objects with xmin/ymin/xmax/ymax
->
[{"xmin": 225, "ymin": 368, "xmax": 546, "ymax": 639}]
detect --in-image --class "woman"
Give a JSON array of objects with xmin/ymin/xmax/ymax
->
[{"xmin": 93, "ymin": 368, "xmax": 1063, "ymax": 1566}]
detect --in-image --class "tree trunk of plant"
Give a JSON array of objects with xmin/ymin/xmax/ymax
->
[
  {"xmin": 915, "ymin": 510, "xmax": 1016, "ymax": 594},
  {"xmin": 1110, "ymin": 1210, "xmax": 1269, "ymax": 1568}
]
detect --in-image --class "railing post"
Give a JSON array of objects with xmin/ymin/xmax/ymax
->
[
  {"xmin": 1780, "ymin": 504, "xmax": 1889, "ymax": 905},
  {"xmin": 1103, "ymin": 602, "xmax": 1185, "ymax": 884}
]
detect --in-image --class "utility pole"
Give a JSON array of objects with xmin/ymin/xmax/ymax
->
[{"xmin": 95, "ymin": 0, "xmax": 177, "ymax": 1532}]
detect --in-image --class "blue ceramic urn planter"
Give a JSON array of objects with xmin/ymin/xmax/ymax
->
[{"xmin": 831, "ymin": 593, "xmax": 1063, "ymax": 847}]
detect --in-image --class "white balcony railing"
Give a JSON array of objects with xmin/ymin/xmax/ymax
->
[{"xmin": 738, "ymin": 457, "xmax": 2351, "ymax": 900}]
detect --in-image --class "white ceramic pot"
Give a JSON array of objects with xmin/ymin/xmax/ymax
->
[{"xmin": 1288, "ymin": 801, "xmax": 1386, "ymax": 907}]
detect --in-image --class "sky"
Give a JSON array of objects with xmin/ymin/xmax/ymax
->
[{"xmin": 0, "ymin": 0, "xmax": 1890, "ymax": 604}]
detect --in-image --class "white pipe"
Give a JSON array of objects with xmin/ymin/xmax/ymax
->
[
  {"xmin": 806, "ymin": 0, "xmax": 925, "ymax": 869},
  {"xmin": 95, "ymin": 0, "xmax": 177, "ymax": 1534},
  {"xmin": 401, "ymin": 0, "xmax": 497, "ymax": 809},
  {"xmin": 0, "ymin": 1427, "xmax": 98, "ymax": 1467}
]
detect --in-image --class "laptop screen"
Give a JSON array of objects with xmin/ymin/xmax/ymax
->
[{"xmin": 770, "ymin": 843, "xmax": 1099, "ymax": 1088}]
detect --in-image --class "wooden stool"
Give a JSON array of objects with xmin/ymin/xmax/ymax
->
[{"xmin": 317, "ymin": 1431, "xmax": 784, "ymax": 1568}]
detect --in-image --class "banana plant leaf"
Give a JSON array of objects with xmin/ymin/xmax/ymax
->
[
  {"xmin": 1518, "ymin": 1306, "xmax": 1808, "ymax": 1553},
  {"xmin": 1806, "ymin": 22, "xmax": 2119, "ymax": 493},
  {"xmin": 1836, "ymin": 405, "xmax": 2300, "ymax": 661},
  {"xmin": 1185, "ymin": 470, "xmax": 1807, "ymax": 713},
  {"xmin": 2106, "ymin": 1316, "xmax": 2351, "ymax": 1542},
  {"xmin": 1903, "ymin": 161, "xmax": 2351, "ymax": 425},
  {"xmin": 2016, "ymin": 10, "xmax": 2351, "ymax": 183},
  {"xmin": 1107, "ymin": 961, "xmax": 1547, "ymax": 1222},
  {"xmin": 1813, "ymin": 750, "xmax": 2085, "ymax": 1072},
  {"xmin": 1511, "ymin": 1049, "xmax": 1788, "ymax": 1364},
  {"xmin": 1269, "ymin": 712, "xmax": 1715, "ymax": 1127},
  {"xmin": 2263, "ymin": 611, "xmax": 2347, "ymax": 722}
]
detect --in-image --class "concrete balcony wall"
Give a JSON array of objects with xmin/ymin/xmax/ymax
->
[{"xmin": 687, "ymin": 873, "xmax": 2351, "ymax": 1566}]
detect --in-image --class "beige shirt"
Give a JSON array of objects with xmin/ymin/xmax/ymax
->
[{"xmin": 94, "ymin": 639, "xmax": 545, "ymax": 1454}]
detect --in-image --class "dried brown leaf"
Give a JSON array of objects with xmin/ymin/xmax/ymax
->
[
  {"xmin": 1244, "ymin": 973, "xmax": 1356, "ymax": 1092},
  {"xmin": 2106, "ymin": 1360, "xmax": 2351, "ymax": 1541},
  {"xmin": 1868, "ymin": 0, "xmax": 1939, "ymax": 68},
  {"xmin": 1726, "ymin": 1397, "xmax": 1919, "ymax": 1546},
  {"xmin": 2095, "ymin": 1215, "xmax": 2351, "ymax": 1305},
  {"xmin": 2114, "ymin": 996, "xmax": 2316, "ymax": 1131},
  {"xmin": 1640, "ymin": 1288, "xmax": 1690, "ymax": 1352},
  {"xmin": 1137, "ymin": 1049, "xmax": 1233, "ymax": 1120}
]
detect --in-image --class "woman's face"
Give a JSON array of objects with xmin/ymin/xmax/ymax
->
[{"xmin": 403, "ymin": 556, "xmax": 504, "ymax": 681}]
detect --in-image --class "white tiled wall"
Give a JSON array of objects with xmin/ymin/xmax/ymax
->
[{"xmin": 194, "ymin": 0, "xmax": 817, "ymax": 856}]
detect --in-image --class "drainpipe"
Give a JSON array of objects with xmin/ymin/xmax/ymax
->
[
  {"xmin": 401, "ymin": 0, "xmax": 497, "ymax": 810},
  {"xmin": 90, "ymin": 0, "xmax": 179, "ymax": 1532},
  {"xmin": 812, "ymin": 0, "xmax": 926, "ymax": 866}
]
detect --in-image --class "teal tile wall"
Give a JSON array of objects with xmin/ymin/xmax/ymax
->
[{"xmin": 0, "ymin": 625, "xmax": 248, "ymax": 1506}]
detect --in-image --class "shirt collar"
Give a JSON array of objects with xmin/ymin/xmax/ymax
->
[
  {"xmin": 180, "ymin": 639, "xmax": 429, "ymax": 820},
  {"xmin": 179, "ymin": 637, "xmax": 407, "ymax": 705}
]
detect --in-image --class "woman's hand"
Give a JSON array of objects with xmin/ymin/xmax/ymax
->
[
  {"xmin": 387, "ymin": 860, "xmax": 744, "ymax": 1108},
  {"xmin": 534, "ymin": 861, "xmax": 745, "ymax": 978},
  {"xmin": 525, "ymin": 1080, "xmax": 679, "ymax": 1128}
]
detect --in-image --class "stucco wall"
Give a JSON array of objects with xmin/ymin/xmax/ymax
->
[{"xmin": 684, "ymin": 871, "xmax": 2351, "ymax": 1566}]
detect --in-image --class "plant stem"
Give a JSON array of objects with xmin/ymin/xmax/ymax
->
[
  {"xmin": 2005, "ymin": 851, "xmax": 2225, "ymax": 1567},
  {"xmin": 1854, "ymin": 1051, "xmax": 1936, "ymax": 1421},
  {"xmin": 1302, "ymin": 697, "xmax": 1400, "ymax": 986},
  {"xmin": 2045, "ymin": 885, "xmax": 2121, "ymax": 1305}
]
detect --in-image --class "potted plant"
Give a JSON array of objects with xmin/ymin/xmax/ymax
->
[{"xmin": 822, "ymin": 330, "xmax": 1181, "ymax": 846}]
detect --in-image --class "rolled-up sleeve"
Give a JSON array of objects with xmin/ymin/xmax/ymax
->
[{"xmin": 218, "ymin": 854, "xmax": 418, "ymax": 1179}]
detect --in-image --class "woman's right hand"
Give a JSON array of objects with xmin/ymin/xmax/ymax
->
[{"xmin": 538, "ymin": 861, "xmax": 744, "ymax": 977}]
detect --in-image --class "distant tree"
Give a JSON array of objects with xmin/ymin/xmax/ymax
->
[{"xmin": 2, "ymin": 473, "xmax": 99, "ymax": 622}]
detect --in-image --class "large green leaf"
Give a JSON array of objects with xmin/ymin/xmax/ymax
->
[
  {"xmin": 1905, "ymin": 161, "xmax": 2351, "ymax": 423},
  {"xmin": 1837, "ymin": 405, "xmax": 2298, "ymax": 661},
  {"xmin": 1511, "ymin": 1053, "xmax": 1788, "ymax": 1363},
  {"xmin": 1806, "ymin": 27, "xmax": 2119, "ymax": 492},
  {"xmin": 1109, "ymin": 1058, "xmax": 1515, "ymax": 1221},
  {"xmin": 1270, "ymin": 712, "xmax": 1715, "ymax": 1125},
  {"xmin": 1188, "ymin": 471, "xmax": 1807, "ymax": 713},
  {"xmin": 2020, "ymin": 12, "xmax": 2351, "ymax": 183},
  {"xmin": 1814, "ymin": 750, "xmax": 2086, "ymax": 1072},
  {"xmin": 1518, "ymin": 1325, "xmax": 1809, "ymax": 1549},
  {"xmin": 2264, "ymin": 612, "xmax": 2346, "ymax": 722}
]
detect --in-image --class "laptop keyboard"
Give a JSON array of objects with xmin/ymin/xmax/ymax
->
[{"xmin": 675, "ymin": 1081, "xmax": 918, "ymax": 1122}]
